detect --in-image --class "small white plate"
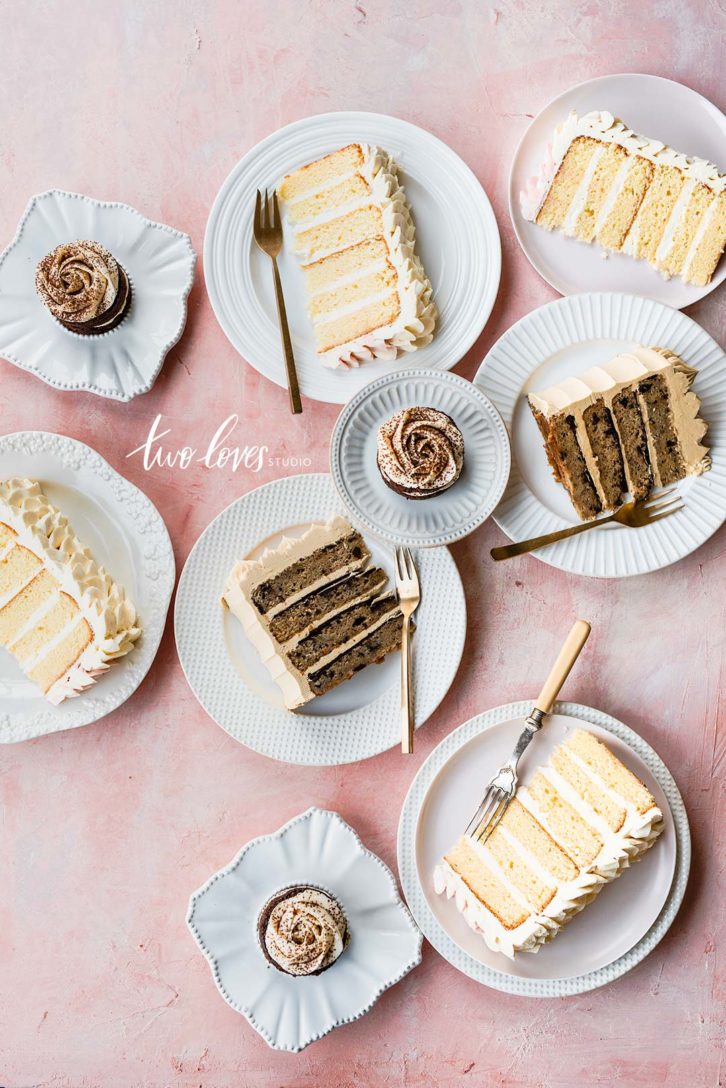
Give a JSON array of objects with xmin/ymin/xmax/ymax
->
[
  {"xmin": 0, "ymin": 190, "xmax": 196, "ymax": 400},
  {"xmin": 205, "ymin": 111, "xmax": 501, "ymax": 404},
  {"xmin": 0, "ymin": 432, "xmax": 175, "ymax": 742},
  {"xmin": 398, "ymin": 701, "xmax": 690, "ymax": 997},
  {"xmin": 330, "ymin": 369, "xmax": 511, "ymax": 547},
  {"xmin": 188, "ymin": 807, "xmax": 421, "ymax": 1052},
  {"xmin": 475, "ymin": 292, "xmax": 726, "ymax": 577},
  {"xmin": 510, "ymin": 73, "xmax": 726, "ymax": 307},
  {"xmin": 174, "ymin": 473, "xmax": 465, "ymax": 765}
]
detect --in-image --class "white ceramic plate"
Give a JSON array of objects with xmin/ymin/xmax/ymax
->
[
  {"xmin": 475, "ymin": 292, "xmax": 726, "ymax": 577},
  {"xmin": 205, "ymin": 111, "xmax": 501, "ymax": 404},
  {"xmin": 0, "ymin": 190, "xmax": 196, "ymax": 400},
  {"xmin": 398, "ymin": 701, "xmax": 690, "ymax": 997},
  {"xmin": 330, "ymin": 369, "xmax": 511, "ymax": 547},
  {"xmin": 188, "ymin": 807, "xmax": 421, "ymax": 1052},
  {"xmin": 0, "ymin": 432, "xmax": 175, "ymax": 742},
  {"xmin": 510, "ymin": 73, "xmax": 726, "ymax": 307},
  {"xmin": 174, "ymin": 473, "xmax": 465, "ymax": 765}
]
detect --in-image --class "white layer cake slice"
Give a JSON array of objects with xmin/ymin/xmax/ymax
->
[
  {"xmin": 521, "ymin": 110, "xmax": 726, "ymax": 286},
  {"xmin": 278, "ymin": 143, "xmax": 436, "ymax": 368},
  {"xmin": 434, "ymin": 730, "xmax": 664, "ymax": 958},
  {"xmin": 0, "ymin": 479, "xmax": 141, "ymax": 704}
]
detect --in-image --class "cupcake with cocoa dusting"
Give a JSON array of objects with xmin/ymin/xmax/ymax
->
[
  {"xmin": 257, "ymin": 884, "xmax": 350, "ymax": 977},
  {"xmin": 35, "ymin": 241, "xmax": 131, "ymax": 335},
  {"xmin": 377, "ymin": 406, "xmax": 464, "ymax": 499}
]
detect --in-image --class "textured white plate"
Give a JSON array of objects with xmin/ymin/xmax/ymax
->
[
  {"xmin": 475, "ymin": 292, "xmax": 726, "ymax": 577},
  {"xmin": 188, "ymin": 807, "xmax": 421, "ymax": 1052},
  {"xmin": 398, "ymin": 701, "xmax": 690, "ymax": 997},
  {"xmin": 205, "ymin": 111, "xmax": 501, "ymax": 404},
  {"xmin": 174, "ymin": 473, "xmax": 465, "ymax": 764},
  {"xmin": 0, "ymin": 432, "xmax": 175, "ymax": 742},
  {"xmin": 330, "ymin": 369, "xmax": 511, "ymax": 547},
  {"xmin": 0, "ymin": 190, "xmax": 196, "ymax": 400},
  {"xmin": 510, "ymin": 74, "xmax": 726, "ymax": 307}
]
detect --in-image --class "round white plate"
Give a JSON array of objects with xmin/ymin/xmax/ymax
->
[
  {"xmin": 0, "ymin": 190, "xmax": 196, "ymax": 401},
  {"xmin": 475, "ymin": 292, "xmax": 726, "ymax": 577},
  {"xmin": 187, "ymin": 807, "xmax": 422, "ymax": 1052},
  {"xmin": 510, "ymin": 73, "xmax": 726, "ymax": 307},
  {"xmin": 330, "ymin": 369, "xmax": 511, "ymax": 547},
  {"xmin": 398, "ymin": 701, "xmax": 690, "ymax": 997},
  {"xmin": 174, "ymin": 473, "xmax": 465, "ymax": 764},
  {"xmin": 0, "ymin": 432, "xmax": 175, "ymax": 742},
  {"xmin": 205, "ymin": 111, "xmax": 501, "ymax": 405}
]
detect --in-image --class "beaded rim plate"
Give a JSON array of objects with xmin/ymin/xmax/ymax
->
[
  {"xmin": 0, "ymin": 189, "xmax": 196, "ymax": 400},
  {"xmin": 204, "ymin": 110, "xmax": 501, "ymax": 404},
  {"xmin": 0, "ymin": 432, "xmax": 175, "ymax": 742},
  {"xmin": 475, "ymin": 292, "xmax": 726, "ymax": 577},
  {"xmin": 187, "ymin": 807, "xmax": 422, "ymax": 1052},
  {"xmin": 174, "ymin": 473, "xmax": 465, "ymax": 765},
  {"xmin": 330, "ymin": 368, "xmax": 511, "ymax": 547},
  {"xmin": 397, "ymin": 701, "xmax": 690, "ymax": 997}
]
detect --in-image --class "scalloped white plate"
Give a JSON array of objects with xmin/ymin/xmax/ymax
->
[
  {"xmin": 398, "ymin": 701, "xmax": 690, "ymax": 997},
  {"xmin": 174, "ymin": 473, "xmax": 465, "ymax": 765},
  {"xmin": 187, "ymin": 807, "xmax": 422, "ymax": 1052},
  {"xmin": 330, "ymin": 369, "xmax": 511, "ymax": 547},
  {"xmin": 510, "ymin": 74, "xmax": 726, "ymax": 306},
  {"xmin": 0, "ymin": 189, "xmax": 196, "ymax": 400},
  {"xmin": 0, "ymin": 432, "xmax": 175, "ymax": 742},
  {"xmin": 204, "ymin": 111, "xmax": 501, "ymax": 404},
  {"xmin": 475, "ymin": 292, "xmax": 726, "ymax": 577}
]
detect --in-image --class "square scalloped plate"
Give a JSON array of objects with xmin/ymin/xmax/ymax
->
[
  {"xmin": 187, "ymin": 807, "xmax": 422, "ymax": 1052},
  {"xmin": 0, "ymin": 189, "xmax": 196, "ymax": 400}
]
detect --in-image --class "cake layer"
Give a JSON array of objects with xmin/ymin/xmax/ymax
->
[
  {"xmin": 307, "ymin": 612, "xmax": 404, "ymax": 698},
  {"xmin": 268, "ymin": 567, "xmax": 388, "ymax": 645}
]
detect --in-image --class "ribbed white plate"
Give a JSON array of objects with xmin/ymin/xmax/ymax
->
[
  {"xmin": 475, "ymin": 292, "xmax": 726, "ymax": 577},
  {"xmin": 398, "ymin": 701, "xmax": 690, "ymax": 997},
  {"xmin": 174, "ymin": 473, "xmax": 465, "ymax": 764},
  {"xmin": 510, "ymin": 74, "xmax": 726, "ymax": 307},
  {"xmin": 188, "ymin": 807, "xmax": 421, "ymax": 1052},
  {"xmin": 330, "ymin": 369, "xmax": 511, "ymax": 547},
  {"xmin": 0, "ymin": 432, "xmax": 175, "ymax": 741},
  {"xmin": 0, "ymin": 190, "xmax": 196, "ymax": 400},
  {"xmin": 205, "ymin": 111, "xmax": 501, "ymax": 404}
]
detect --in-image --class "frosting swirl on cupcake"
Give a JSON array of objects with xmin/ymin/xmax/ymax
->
[
  {"xmin": 377, "ymin": 407, "xmax": 464, "ymax": 499},
  {"xmin": 259, "ymin": 885, "xmax": 349, "ymax": 976},
  {"xmin": 35, "ymin": 241, "xmax": 131, "ymax": 334}
]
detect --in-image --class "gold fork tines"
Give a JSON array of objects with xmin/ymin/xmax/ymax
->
[
  {"xmin": 252, "ymin": 189, "xmax": 302, "ymax": 415},
  {"xmin": 394, "ymin": 546, "xmax": 420, "ymax": 755}
]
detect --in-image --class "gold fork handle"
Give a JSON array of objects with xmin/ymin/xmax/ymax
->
[
  {"xmin": 490, "ymin": 513, "xmax": 616, "ymax": 560},
  {"xmin": 401, "ymin": 617, "xmax": 414, "ymax": 754},
  {"xmin": 270, "ymin": 256, "xmax": 302, "ymax": 415}
]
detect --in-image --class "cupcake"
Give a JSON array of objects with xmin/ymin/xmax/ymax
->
[
  {"xmin": 35, "ymin": 241, "xmax": 131, "ymax": 335},
  {"xmin": 377, "ymin": 406, "xmax": 464, "ymax": 499},
  {"xmin": 257, "ymin": 884, "xmax": 350, "ymax": 977}
]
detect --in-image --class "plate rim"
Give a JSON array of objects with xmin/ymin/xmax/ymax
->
[
  {"xmin": 508, "ymin": 72, "xmax": 726, "ymax": 307},
  {"xmin": 0, "ymin": 429, "xmax": 176, "ymax": 741},
  {"xmin": 397, "ymin": 698, "xmax": 691, "ymax": 997},
  {"xmin": 329, "ymin": 367, "xmax": 512, "ymax": 547},
  {"xmin": 204, "ymin": 108, "xmax": 502, "ymax": 405}
]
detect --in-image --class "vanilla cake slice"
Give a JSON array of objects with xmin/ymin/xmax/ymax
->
[
  {"xmin": 0, "ymin": 479, "xmax": 141, "ymax": 704},
  {"xmin": 278, "ymin": 144, "xmax": 436, "ymax": 368},
  {"xmin": 434, "ymin": 730, "xmax": 664, "ymax": 958},
  {"xmin": 521, "ymin": 111, "xmax": 726, "ymax": 286}
]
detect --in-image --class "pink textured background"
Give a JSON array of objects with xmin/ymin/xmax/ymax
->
[{"xmin": 0, "ymin": 2, "xmax": 724, "ymax": 1085}]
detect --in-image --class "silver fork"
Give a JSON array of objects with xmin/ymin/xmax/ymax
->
[
  {"xmin": 394, "ymin": 546, "xmax": 421, "ymax": 755},
  {"xmin": 491, "ymin": 489, "xmax": 683, "ymax": 560},
  {"xmin": 466, "ymin": 620, "xmax": 591, "ymax": 843},
  {"xmin": 252, "ymin": 189, "xmax": 302, "ymax": 415}
]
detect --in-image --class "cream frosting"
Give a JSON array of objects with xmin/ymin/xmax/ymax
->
[
  {"xmin": 377, "ymin": 407, "xmax": 464, "ymax": 496},
  {"xmin": 262, "ymin": 886, "xmax": 348, "ymax": 975},
  {"xmin": 0, "ymin": 479, "xmax": 141, "ymax": 704},
  {"xmin": 282, "ymin": 144, "xmax": 436, "ymax": 369}
]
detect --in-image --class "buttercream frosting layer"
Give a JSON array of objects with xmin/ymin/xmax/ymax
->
[
  {"xmin": 377, "ymin": 407, "xmax": 464, "ymax": 498},
  {"xmin": 260, "ymin": 885, "xmax": 349, "ymax": 976}
]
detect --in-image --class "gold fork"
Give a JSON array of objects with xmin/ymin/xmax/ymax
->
[
  {"xmin": 394, "ymin": 546, "xmax": 420, "ymax": 755},
  {"xmin": 491, "ymin": 489, "xmax": 684, "ymax": 561},
  {"xmin": 253, "ymin": 190, "xmax": 302, "ymax": 415}
]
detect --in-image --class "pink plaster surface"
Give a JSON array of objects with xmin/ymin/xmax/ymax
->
[{"xmin": 0, "ymin": 2, "xmax": 724, "ymax": 1085}]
